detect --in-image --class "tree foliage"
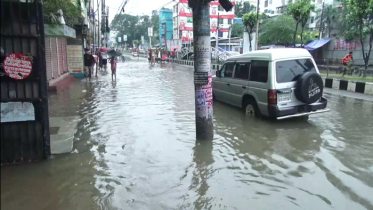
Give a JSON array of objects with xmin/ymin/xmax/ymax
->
[
  {"xmin": 43, "ymin": 0, "xmax": 82, "ymax": 25},
  {"xmin": 315, "ymin": 5, "xmax": 339, "ymax": 38},
  {"xmin": 235, "ymin": 1, "xmax": 256, "ymax": 18},
  {"xmin": 344, "ymin": 0, "xmax": 373, "ymax": 76},
  {"xmin": 288, "ymin": 0, "xmax": 315, "ymax": 46},
  {"xmin": 259, "ymin": 15, "xmax": 296, "ymax": 46},
  {"xmin": 242, "ymin": 12, "xmax": 257, "ymax": 51},
  {"xmin": 111, "ymin": 14, "xmax": 159, "ymax": 47},
  {"xmin": 231, "ymin": 22, "xmax": 245, "ymax": 37}
]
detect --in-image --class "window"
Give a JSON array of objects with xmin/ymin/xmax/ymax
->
[
  {"xmin": 310, "ymin": 17, "xmax": 314, "ymax": 24},
  {"xmin": 218, "ymin": 6, "xmax": 223, "ymax": 11},
  {"xmin": 228, "ymin": 19, "xmax": 232, "ymax": 24},
  {"xmin": 249, "ymin": 61, "xmax": 269, "ymax": 83},
  {"xmin": 218, "ymin": 18, "xmax": 223, "ymax": 24},
  {"xmin": 221, "ymin": 63, "xmax": 235, "ymax": 78},
  {"xmin": 234, "ymin": 63, "xmax": 250, "ymax": 80},
  {"xmin": 276, "ymin": 59, "xmax": 316, "ymax": 83},
  {"xmin": 218, "ymin": 32, "xmax": 223, "ymax": 37},
  {"xmin": 265, "ymin": 0, "xmax": 268, "ymax": 7}
]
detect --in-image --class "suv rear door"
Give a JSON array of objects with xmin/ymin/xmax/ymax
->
[{"xmin": 275, "ymin": 58, "xmax": 318, "ymax": 107}]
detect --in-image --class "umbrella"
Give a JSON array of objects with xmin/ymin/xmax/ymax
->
[
  {"xmin": 107, "ymin": 49, "xmax": 122, "ymax": 57},
  {"xmin": 100, "ymin": 47, "xmax": 110, "ymax": 52}
]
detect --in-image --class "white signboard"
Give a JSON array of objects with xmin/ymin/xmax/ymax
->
[
  {"xmin": 66, "ymin": 45, "xmax": 83, "ymax": 73},
  {"xmin": 1, "ymin": 102, "xmax": 35, "ymax": 122},
  {"xmin": 123, "ymin": 35, "xmax": 127, "ymax": 42},
  {"xmin": 118, "ymin": 37, "xmax": 122, "ymax": 42},
  {"xmin": 141, "ymin": 36, "xmax": 145, "ymax": 45}
]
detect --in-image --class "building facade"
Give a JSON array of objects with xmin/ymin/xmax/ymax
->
[
  {"xmin": 172, "ymin": 0, "xmax": 235, "ymax": 42},
  {"xmin": 159, "ymin": 8, "xmax": 173, "ymax": 47}
]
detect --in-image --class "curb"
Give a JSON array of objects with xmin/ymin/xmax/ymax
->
[
  {"xmin": 172, "ymin": 59, "xmax": 373, "ymax": 95},
  {"xmin": 324, "ymin": 77, "xmax": 373, "ymax": 95}
]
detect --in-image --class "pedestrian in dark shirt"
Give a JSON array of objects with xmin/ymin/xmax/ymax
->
[{"xmin": 84, "ymin": 48, "xmax": 96, "ymax": 81}]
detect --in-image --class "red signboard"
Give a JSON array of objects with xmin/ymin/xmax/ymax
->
[
  {"xmin": 3, "ymin": 53, "xmax": 32, "ymax": 80},
  {"xmin": 179, "ymin": 0, "xmax": 235, "ymax": 5}
]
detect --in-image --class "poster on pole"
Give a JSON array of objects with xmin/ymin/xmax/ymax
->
[
  {"xmin": 141, "ymin": 36, "xmax": 144, "ymax": 45},
  {"xmin": 123, "ymin": 35, "xmax": 127, "ymax": 42}
]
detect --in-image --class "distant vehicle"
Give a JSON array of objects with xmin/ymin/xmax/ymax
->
[
  {"xmin": 213, "ymin": 48, "xmax": 329, "ymax": 120},
  {"xmin": 132, "ymin": 52, "xmax": 139, "ymax": 57},
  {"xmin": 139, "ymin": 49, "xmax": 146, "ymax": 54}
]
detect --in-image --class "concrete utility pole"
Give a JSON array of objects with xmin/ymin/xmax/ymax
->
[
  {"xmin": 255, "ymin": 0, "xmax": 259, "ymax": 50},
  {"xmin": 318, "ymin": 2, "xmax": 325, "ymax": 40},
  {"xmin": 190, "ymin": 1, "xmax": 214, "ymax": 140}
]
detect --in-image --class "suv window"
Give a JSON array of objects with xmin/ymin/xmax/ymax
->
[
  {"xmin": 250, "ymin": 61, "xmax": 268, "ymax": 83},
  {"xmin": 221, "ymin": 63, "xmax": 235, "ymax": 78},
  {"xmin": 234, "ymin": 63, "xmax": 250, "ymax": 80},
  {"xmin": 276, "ymin": 58, "xmax": 316, "ymax": 83}
]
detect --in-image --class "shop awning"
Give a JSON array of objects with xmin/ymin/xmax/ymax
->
[{"xmin": 305, "ymin": 39, "xmax": 331, "ymax": 50}]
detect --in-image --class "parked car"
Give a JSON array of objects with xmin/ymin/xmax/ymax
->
[
  {"xmin": 132, "ymin": 51, "xmax": 139, "ymax": 57},
  {"xmin": 212, "ymin": 48, "xmax": 329, "ymax": 120}
]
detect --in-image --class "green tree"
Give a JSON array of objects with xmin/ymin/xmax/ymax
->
[
  {"xmin": 259, "ymin": 15, "xmax": 296, "ymax": 46},
  {"xmin": 151, "ymin": 14, "xmax": 159, "ymax": 40},
  {"xmin": 288, "ymin": 0, "xmax": 315, "ymax": 46},
  {"xmin": 235, "ymin": 1, "xmax": 256, "ymax": 18},
  {"xmin": 242, "ymin": 12, "xmax": 257, "ymax": 51},
  {"xmin": 43, "ymin": 0, "xmax": 82, "ymax": 25},
  {"xmin": 315, "ymin": 5, "xmax": 339, "ymax": 38},
  {"xmin": 344, "ymin": 0, "xmax": 373, "ymax": 77},
  {"xmin": 231, "ymin": 22, "xmax": 245, "ymax": 37},
  {"xmin": 111, "ymin": 14, "xmax": 139, "ymax": 44}
]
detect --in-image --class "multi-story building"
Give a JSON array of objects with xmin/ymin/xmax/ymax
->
[
  {"xmin": 159, "ymin": 8, "xmax": 173, "ymax": 47},
  {"xmin": 172, "ymin": 0, "xmax": 235, "ymax": 42},
  {"xmin": 261, "ymin": 0, "xmax": 343, "ymax": 25}
]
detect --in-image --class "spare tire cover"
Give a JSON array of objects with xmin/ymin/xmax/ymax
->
[{"xmin": 295, "ymin": 72, "xmax": 323, "ymax": 104}]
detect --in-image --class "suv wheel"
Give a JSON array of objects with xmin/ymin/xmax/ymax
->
[{"xmin": 243, "ymin": 99, "xmax": 261, "ymax": 117}]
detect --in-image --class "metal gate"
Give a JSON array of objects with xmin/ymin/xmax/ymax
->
[{"xmin": 1, "ymin": 0, "xmax": 50, "ymax": 163}]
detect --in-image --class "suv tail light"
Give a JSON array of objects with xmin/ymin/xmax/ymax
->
[{"xmin": 268, "ymin": 90, "xmax": 277, "ymax": 104}]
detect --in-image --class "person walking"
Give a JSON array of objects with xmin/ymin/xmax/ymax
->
[
  {"xmin": 84, "ymin": 48, "xmax": 96, "ymax": 81},
  {"xmin": 110, "ymin": 56, "xmax": 117, "ymax": 81},
  {"xmin": 171, "ymin": 48, "xmax": 176, "ymax": 62},
  {"xmin": 342, "ymin": 51, "xmax": 354, "ymax": 77},
  {"xmin": 148, "ymin": 48, "xmax": 153, "ymax": 64}
]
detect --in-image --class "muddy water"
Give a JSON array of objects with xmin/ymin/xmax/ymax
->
[{"xmin": 2, "ymin": 58, "xmax": 373, "ymax": 210}]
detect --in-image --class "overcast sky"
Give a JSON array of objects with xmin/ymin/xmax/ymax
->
[{"xmin": 93, "ymin": 0, "xmax": 175, "ymax": 23}]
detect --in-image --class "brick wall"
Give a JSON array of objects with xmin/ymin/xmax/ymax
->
[{"xmin": 45, "ymin": 37, "xmax": 69, "ymax": 81}]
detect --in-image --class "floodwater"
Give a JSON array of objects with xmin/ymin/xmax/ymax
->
[{"xmin": 2, "ymin": 57, "xmax": 373, "ymax": 210}]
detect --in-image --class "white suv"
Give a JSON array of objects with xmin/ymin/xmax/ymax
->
[{"xmin": 212, "ymin": 48, "xmax": 329, "ymax": 120}]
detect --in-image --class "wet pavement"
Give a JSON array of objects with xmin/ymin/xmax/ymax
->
[{"xmin": 1, "ymin": 57, "xmax": 373, "ymax": 210}]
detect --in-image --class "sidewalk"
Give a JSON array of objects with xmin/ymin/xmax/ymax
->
[{"xmin": 48, "ymin": 75, "xmax": 84, "ymax": 154}]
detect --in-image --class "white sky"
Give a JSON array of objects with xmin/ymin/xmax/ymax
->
[{"xmin": 93, "ymin": 0, "xmax": 175, "ymax": 23}]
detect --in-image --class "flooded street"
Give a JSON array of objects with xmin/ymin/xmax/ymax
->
[{"xmin": 2, "ymin": 57, "xmax": 373, "ymax": 210}]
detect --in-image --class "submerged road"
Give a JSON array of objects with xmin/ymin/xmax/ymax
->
[{"xmin": 1, "ymin": 57, "xmax": 373, "ymax": 210}]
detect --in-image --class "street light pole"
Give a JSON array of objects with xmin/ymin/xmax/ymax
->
[{"xmin": 191, "ymin": 1, "xmax": 213, "ymax": 140}]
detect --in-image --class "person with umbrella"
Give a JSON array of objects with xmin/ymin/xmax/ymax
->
[
  {"xmin": 99, "ymin": 47, "xmax": 110, "ymax": 71},
  {"xmin": 106, "ymin": 49, "xmax": 122, "ymax": 81}
]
